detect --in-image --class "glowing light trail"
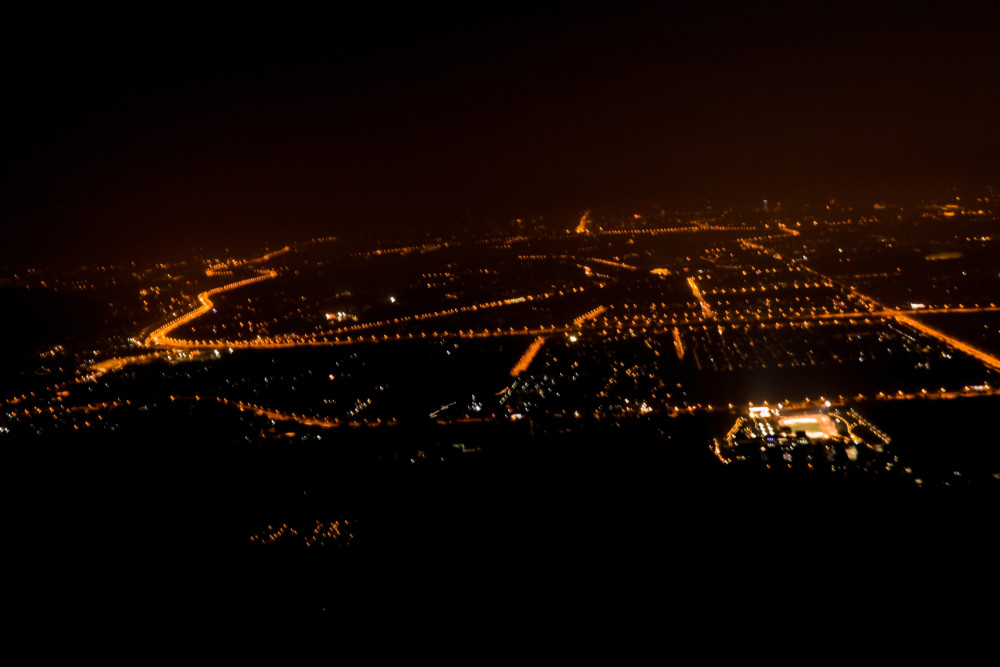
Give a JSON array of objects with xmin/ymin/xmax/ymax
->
[
  {"xmin": 510, "ymin": 337, "xmax": 546, "ymax": 377},
  {"xmin": 687, "ymin": 277, "xmax": 713, "ymax": 318},
  {"xmin": 890, "ymin": 312, "xmax": 1000, "ymax": 372},
  {"xmin": 145, "ymin": 268, "xmax": 278, "ymax": 348}
]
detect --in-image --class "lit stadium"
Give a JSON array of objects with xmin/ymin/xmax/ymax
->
[{"xmin": 777, "ymin": 412, "xmax": 840, "ymax": 440}]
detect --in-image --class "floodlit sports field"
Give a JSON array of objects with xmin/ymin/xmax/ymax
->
[{"xmin": 778, "ymin": 412, "xmax": 840, "ymax": 439}]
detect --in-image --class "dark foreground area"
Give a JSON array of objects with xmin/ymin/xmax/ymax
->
[{"xmin": 8, "ymin": 401, "xmax": 997, "ymax": 643}]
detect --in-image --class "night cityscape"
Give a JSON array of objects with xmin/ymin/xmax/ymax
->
[{"xmin": 3, "ymin": 2, "xmax": 998, "ymax": 641}]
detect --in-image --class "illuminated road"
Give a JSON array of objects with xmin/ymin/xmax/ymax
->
[
  {"xmin": 145, "ymin": 268, "xmax": 278, "ymax": 348},
  {"xmin": 146, "ymin": 245, "xmax": 309, "ymax": 349},
  {"xmin": 839, "ymin": 282, "xmax": 1000, "ymax": 373},
  {"xmin": 572, "ymin": 306, "xmax": 607, "ymax": 327},
  {"xmin": 323, "ymin": 292, "xmax": 568, "ymax": 338},
  {"xmin": 742, "ymin": 229, "xmax": 1000, "ymax": 376},
  {"xmin": 811, "ymin": 306, "xmax": 1000, "ymax": 319},
  {"xmin": 88, "ymin": 352, "xmax": 168, "ymax": 379},
  {"xmin": 510, "ymin": 337, "xmax": 546, "ymax": 377},
  {"xmin": 140, "ymin": 218, "xmax": 998, "ymax": 361},
  {"xmin": 889, "ymin": 311, "xmax": 1000, "ymax": 372},
  {"xmin": 510, "ymin": 306, "xmax": 605, "ymax": 376},
  {"xmin": 145, "ymin": 244, "xmax": 605, "ymax": 352},
  {"xmin": 686, "ymin": 277, "xmax": 714, "ymax": 318},
  {"xmin": 206, "ymin": 245, "xmax": 292, "ymax": 275},
  {"xmin": 12, "ymin": 221, "xmax": 1000, "ymax": 438},
  {"xmin": 672, "ymin": 327, "xmax": 685, "ymax": 359},
  {"xmin": 137, "ymin": 227, "xmax": 1000, "ymax": 388},
  {"xmin": 215, "ymin": 396, "xmax": 353, "ymax": 428}
]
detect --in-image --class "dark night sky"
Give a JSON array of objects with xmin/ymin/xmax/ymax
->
[{"xmin": 2, "ymin": 1, "xmax": 998, "ymax": 267}]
